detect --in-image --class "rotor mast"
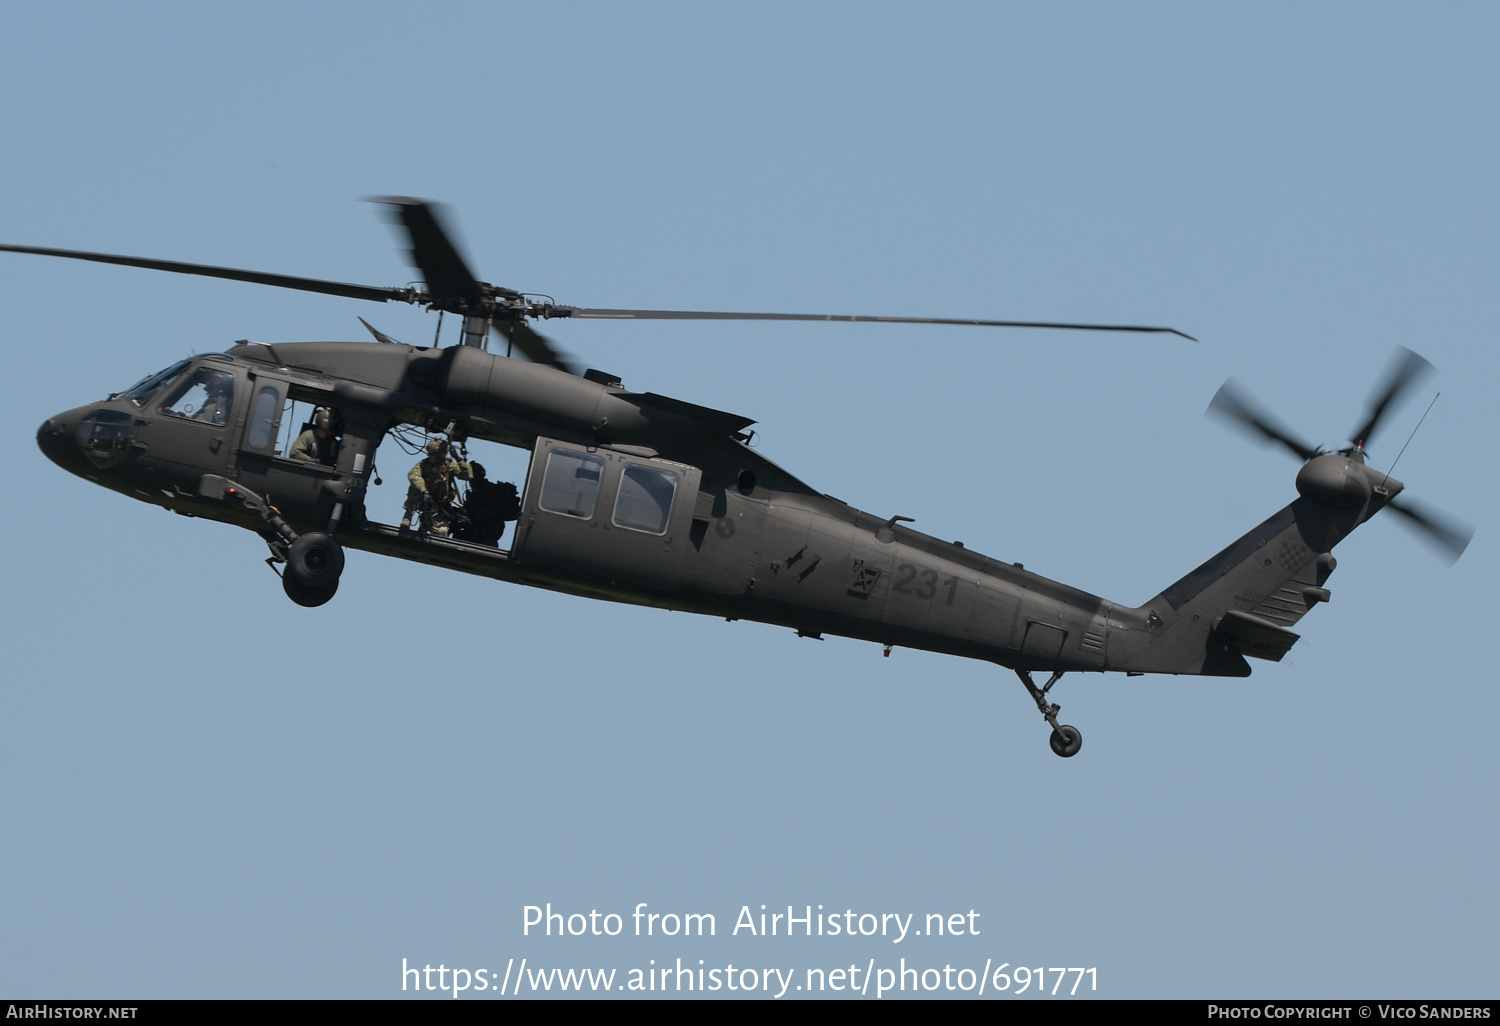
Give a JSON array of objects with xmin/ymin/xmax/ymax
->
[{"xmin": 461, "ymin": 314, "xmax": 489, "ymax": 349}]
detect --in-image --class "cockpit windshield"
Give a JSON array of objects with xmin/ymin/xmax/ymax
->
[{"xmin": 120, "ymin": 360, "xmax": 189, "ymax": 406}]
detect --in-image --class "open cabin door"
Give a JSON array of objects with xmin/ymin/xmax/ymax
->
[
  {"xmin": 509, "ymin": 438, "xmax": 702, "ymax": 592},
  {"xmin": 230, "ymin": 371, "xmax": 342, "ymax": 520}
]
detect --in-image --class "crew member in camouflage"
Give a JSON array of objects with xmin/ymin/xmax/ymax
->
[{"xmin": 401, "ymin": 438, "xmax": 473, "ymax": 536}]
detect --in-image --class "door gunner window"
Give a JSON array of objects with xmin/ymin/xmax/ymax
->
[
  {"xmin": 538, "ymin": 449, "xmax": 604, "ymax": 519},
  {"xmin": 612, "ymin": 465, "xmax": 678, "ymax": 535},
  {"xmin": 160, "ymin": 368, "xmax": 235, "ymax": 426}
]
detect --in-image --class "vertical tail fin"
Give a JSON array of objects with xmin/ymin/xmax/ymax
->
[{"xmin": 1110, "ymin": 493, "xmax": 1386, "ymax": 676}]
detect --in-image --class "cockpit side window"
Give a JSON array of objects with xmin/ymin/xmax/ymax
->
[
  {"xmin": 159, "ymin": 368, "xmax": 235, "ymax": 426},
  {"xmin": 120, "ymin": 360, "xmax": 189, "ymax": 406}
]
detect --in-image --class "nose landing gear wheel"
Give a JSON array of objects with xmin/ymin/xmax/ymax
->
[{"xmin": 1048, "ymin": 725, "xmax": 1082, "ymax": 758}]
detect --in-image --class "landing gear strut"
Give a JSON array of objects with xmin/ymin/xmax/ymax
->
[
  {"xmin": 1014, "ymin": 668, "xmax": 1082, "ymax": 758},
  {"xmin": 198, "ymin": 475, "xmax": 346, "ymax": 607}
]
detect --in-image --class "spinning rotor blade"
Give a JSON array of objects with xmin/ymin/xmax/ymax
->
[
  {"xmin": 1207, "ymin": 380, "xmax": 1321, "ymax": 461},
  {"xmin": 0, "ymin": 243, "xmax": 407, "ymax": 304},
  {"xmin": 1350, "ymin": 346, "xmax": 1434, "ymax": 449},
  {"xmin": 371, "ymin": 197, "xmax": 485, "ymax": 305},
  {"xmin": 491, "ymin": 316, "xmax": 580, "ymax": 375},
  {"xmin": 1385, "ymin": 497, "xmax": 1473, "ymax": 564},
  {"xmin": 5, "ymin": 202, "xmax": 1196, "ymax": 371},
  {"xmin": 558, "ymin": 307, "xmax": 1198, "ymax": 341}
]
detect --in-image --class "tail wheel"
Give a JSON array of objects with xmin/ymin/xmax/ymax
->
[{"xmin": 1049, "ymin": 725, "xmax": 1082, "ymax": 758}]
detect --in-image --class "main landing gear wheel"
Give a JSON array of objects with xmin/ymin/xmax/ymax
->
[
  {"xmin": 1014, "ymin": 668, "xmax": 1083, "ymax": 758},
  {"xmin": 1049, "ymin": 725, "xmax": 1082, "ymax": 758},
  {"xmin": 279, "ymin": 531, "xmax": 344, "ymax": 607},
  {"xmin": 282, "ymin": 573, "xmax": 339, "ymax": 608},
  {"xmin": 285, "ymin": 531, "xmax": 344, "ymax": 589}
]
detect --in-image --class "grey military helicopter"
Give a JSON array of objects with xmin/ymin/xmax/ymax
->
[{"xmin": 10, "ymin": 200, "xmax": 1471, "ymax": 757}]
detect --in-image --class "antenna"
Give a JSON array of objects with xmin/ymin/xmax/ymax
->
[{"xmin": 1383, "ymin": 393, "xmax": 1439, "ymax": 487}]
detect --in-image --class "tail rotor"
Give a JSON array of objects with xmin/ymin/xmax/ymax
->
[{"xmin": 1206, "ymin": 348, "xmax": 1471, "ymax": 562}]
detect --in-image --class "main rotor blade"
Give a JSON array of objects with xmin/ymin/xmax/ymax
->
[
  {"xmin": 490, "ymin": 316, "xmax": 580, "ymax": 375},
  {"xmin": 556, "ymin": 307, "xmax": 1197, "ymax": 341},
  {"xmin": 0, "ymin": 243, "xmax": 408, "ymax": 303},
  {"xmin": 371, "ymin": 197, "xmax": 485, "ymax": 306},
  {"xmin": 1350, "ymin": 346, "xmax": 1434, "ymax": 449},
  {"xmin": 1384, "ymin": 497, "xmax": 1473, "ymax": 564},
  {"xmin": 1207, "ymin": 380, "xmax": 1321, "ymax": 461}
]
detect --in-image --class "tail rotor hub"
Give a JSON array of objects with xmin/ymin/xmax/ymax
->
[{"xmin": 1207, "ymin": 348, "xmax": 1470, "ymax": 561}]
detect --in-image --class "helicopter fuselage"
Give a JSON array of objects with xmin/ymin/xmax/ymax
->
[
  {"xmin": 38, "ymin": 339, "xmax": 1396, "ymax": 690},
  {"xmin": 15, "ymin": 198, "xmax": 1464, "ymax": 759}
]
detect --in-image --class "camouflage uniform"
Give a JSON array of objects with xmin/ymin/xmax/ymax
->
[{"xmin": 402, "ymin": 443, "xmax": 472, "ymax": 535}]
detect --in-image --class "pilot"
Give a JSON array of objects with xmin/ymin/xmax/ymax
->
[
  {"xmin": 193, "ymin": 372, "xmax": 234, "ymax": 426},
  {"xmin": 289, "ymin": 408, "xmax": 338, "ymax": 465},
  {"xmin": 401, "ymin": 438, "xmax": 473, "ymax": 536}
]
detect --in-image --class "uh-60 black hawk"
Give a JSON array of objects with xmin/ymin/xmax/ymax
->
[{"xmin": 12, "ymin": 199, "xmax": 1473, "ymax": 757}]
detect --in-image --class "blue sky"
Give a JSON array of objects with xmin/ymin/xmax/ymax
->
[{"xmin": 1, "ymin": 2, "xmax": 1495, "ymax": 999}]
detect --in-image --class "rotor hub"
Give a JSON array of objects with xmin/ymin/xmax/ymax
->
[{"xmin": 1295, "ymin": 453, "xmax": 1374, "ymax": 509}]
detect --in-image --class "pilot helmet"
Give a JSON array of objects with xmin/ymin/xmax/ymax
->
[
  {"xmin": 425, "ymin": 438, "xmax": 448, "ymax": 456},
  {"xmin": 313, "ymin": 409, "xmax": 334, "ymax": 433}
]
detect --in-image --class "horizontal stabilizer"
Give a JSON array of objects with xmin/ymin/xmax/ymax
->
[{"xmin": 1215, "ymin": 610, "xmax": 1300, "ymax": 662}]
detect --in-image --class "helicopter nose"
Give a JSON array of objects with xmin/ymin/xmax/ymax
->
[
  {"xmin": 37, "ymin": 403, "xmax": 133, "ymax": 477},
  {"xmin": 36, "ymin": 413, "xmax": 77, "ymax": 468}
]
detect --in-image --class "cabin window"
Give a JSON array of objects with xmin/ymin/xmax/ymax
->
[
  {"xmin": 247, "ymin": 386, "xmax": 279, "ymax": 449},
  {"xmin": 612, "ymin": 464, "xmax": 678, "ymax": 535},
  {"xmin": 159, "ymin": 368, "xmax": 235, "ymax": 426},
  {"xmin": 538, "ymin": 449, "xmax": 604, "ymax": 520}
]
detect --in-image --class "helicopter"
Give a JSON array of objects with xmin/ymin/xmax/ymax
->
[{"xmin": 9, "ymin": 199, "xmax": 1472, "ymax": 758}]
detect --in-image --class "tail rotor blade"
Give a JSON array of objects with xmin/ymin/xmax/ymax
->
[
  {"xmin": 1350, "ymin": 347, "xmax": 1434, "ymax": 449},
  {"xmin": 1207, "ymin": 380, "xmax": 1321, "ymax": 461},
  {"xmin": 1385, "ymin": 497, "xmax": 1473, "ymax": 564}
]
